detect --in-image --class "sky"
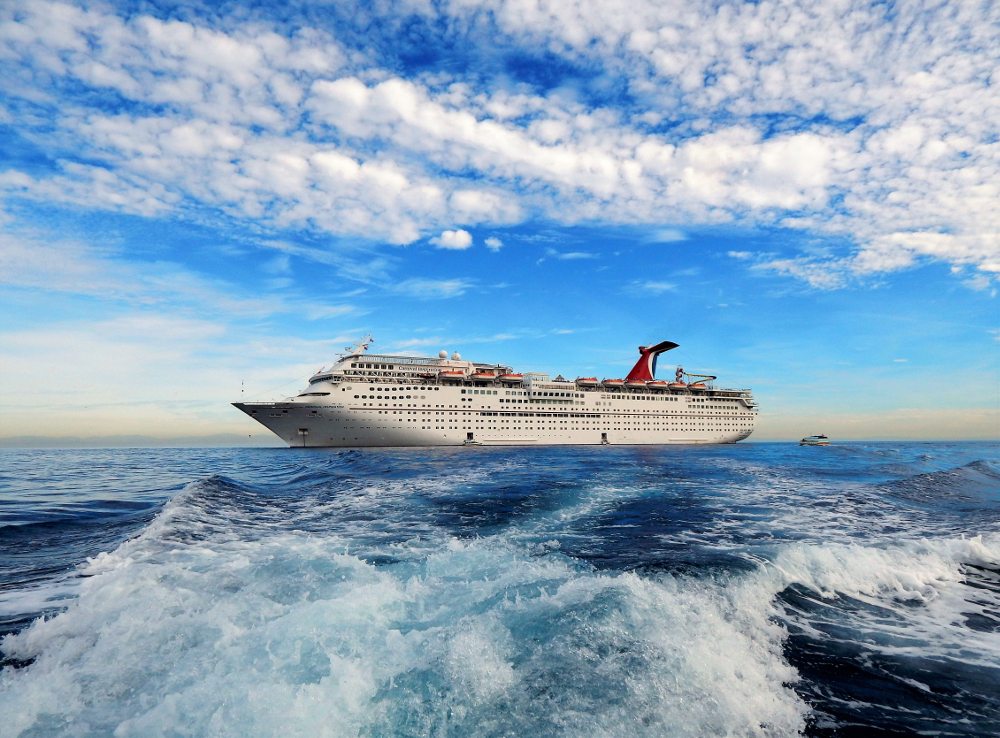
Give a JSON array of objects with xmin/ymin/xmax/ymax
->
[{"xmin": 0, "ymin": 0, "xmax": 998, "ymax": 444}]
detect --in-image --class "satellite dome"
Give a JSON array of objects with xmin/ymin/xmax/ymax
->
[
  {"xmin": 451, "ymin": 352, "xmax": 461, "ymax": 360},
  {"xmin": 438, "ymin": 350, "xmax": 448, "ymax": 358}
]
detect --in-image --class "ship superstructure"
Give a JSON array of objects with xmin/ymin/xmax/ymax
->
[{"xmin": 234, "ymin": 338, "xmax": 758, "ymax": 447}]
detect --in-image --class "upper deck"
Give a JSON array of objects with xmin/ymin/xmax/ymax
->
[{"xmin": 296, "ymin": 347, "xmax": 753, "ymax": 404}]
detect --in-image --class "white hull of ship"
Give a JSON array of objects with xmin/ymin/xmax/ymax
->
[{"xmin": 234, "ymin": 401, "xmax": 755, "ymax": 448}]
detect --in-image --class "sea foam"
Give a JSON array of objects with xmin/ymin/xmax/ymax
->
[
  {"xmin": 1, "ymin": 480, "xmax": 808, "ymax": 738},
  {"xmin": 2, "ymin": 449, "xmax": 998, "ymax": 737}
]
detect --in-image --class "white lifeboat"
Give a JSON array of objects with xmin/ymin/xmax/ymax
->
[
  {"xmin": 499, "ymin": 373, "xmax": 523, "ymax": 383},
  {"xmin": 624, "ymin": 380, "xmax": 647, "ymax": 389},
  {"xmin": 439, "ymin": 370, "xmax": 465, "ymax": 380},
  {"xmin": 688, "ymin": 382, "xmax": 708, "ymax": 391},
  {"xmin": 668, "ymin": 382, "xmax": 687, "ymax": 390},
  {"xmin": 576, "ymin": 377, "xmax": 599, "ymax": 387},
  {"xmin": 470, "ymin": 372, "xmax": 496, "ymax": 380},
  {"xmin": 602, "ymin": 379, "xmax": 624, "ymax": 388},
  {"xmin": 647, "ymin": 380, "xmax": 668, "ymax": 390}
]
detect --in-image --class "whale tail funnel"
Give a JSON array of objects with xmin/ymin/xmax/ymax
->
[{"xmin": 625, "ymin": 341, "xmax": 679, "ymax": 381}]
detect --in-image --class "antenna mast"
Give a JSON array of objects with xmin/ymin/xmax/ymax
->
[{"xmin": 340, "ymin": 334, "xmax": 374, "ymax": 358}]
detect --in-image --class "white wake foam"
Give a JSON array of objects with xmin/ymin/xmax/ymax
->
[
  {"xmin": 3, "ymin": 472, "xmax": 998, "ymax": 738},
  {"xmin": 763, "ymin": 535, "xmax": 1000, "ymax": 670},
  {"xmin": 1, "ymin": 484, "xmax": 807, "ymax": 738}
]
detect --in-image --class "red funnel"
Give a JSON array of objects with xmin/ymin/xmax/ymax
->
[{"xmin": 625, "ymin": 341, "xmax": 679, "ymax": 382}]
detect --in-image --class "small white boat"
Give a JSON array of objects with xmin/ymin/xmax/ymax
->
[
  {"xmin": 499, "ymin": 373, "xmax": 524, "ymax": 383},
  {"xmin": 602, "ymin": 379, "xmax": 624, "ymax": 388},
  {"xmin": 576, "ymin": 377, "xmax": 599, "ymax": 387},
  {"xmin": 799, "ymin": 435, "xmax": 830, "ymax": 446}
]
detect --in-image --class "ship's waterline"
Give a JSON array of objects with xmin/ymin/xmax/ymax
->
[{"xmin": 234, "ymin": 338, "xmax": 758, "ymax": 447}]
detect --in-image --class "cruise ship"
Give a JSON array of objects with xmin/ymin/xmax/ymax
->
[{"xmin": 234, "ymin": 338, "xmax": 758, "ymax": 447}]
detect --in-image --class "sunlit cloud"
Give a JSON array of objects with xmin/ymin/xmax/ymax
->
[
  {"xmin": 1, "ymin": 0, "xmax": 995, "ymax": 287},
  {"xmin": 431, "ymin": 229, "xmax": 473, "ymax": 250}
]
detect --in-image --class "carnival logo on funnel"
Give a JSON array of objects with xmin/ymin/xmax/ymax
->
[{"xmin": 625, "ymin": 341, "xmax": 679, "ymax": 382}]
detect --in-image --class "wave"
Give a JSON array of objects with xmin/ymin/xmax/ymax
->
[
  {"xmin": 0, "ymin": 478, "xmax": 807, "ymax": 737},
  {"xmin": 764, "ymin": 535, "xmax": 1000, "ymax": 735},
  {"xmin": 3, "ymin": 448, "xmax": 1000, "ymax": 736},
  {"xmin": 881, "ymin": 459, "xmax": 1000, "ymax": 503},
  {"xmin": 4, "ymin": 473, "xmax": 999, "ymax": 737}
]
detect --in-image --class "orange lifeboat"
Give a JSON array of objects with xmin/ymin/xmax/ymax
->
[
  {"xmin": 624, "ymin": 380, "xmax": 647, "ymax": 389},
  {"xmin": 668, "ymin": 382, "xmax": 687, "ymax": 390},
  {"xmin": 439, "ymin": 370, "xmax": 465, "ymax": 380},
  {"xmin": 576, "ymin": 377, "xmax": 599, "ymax": 387},
  {"xmin": 602, "ymin": 379, "xmax": 624, "ymax": 388},
  {"xmin": 499, "ymin": 373, "xmax": 523, "ymax": 383},
  {"xmin": 470, "ymin": 372, "xmax": 496, "ymax": 380},
  {"xmin": 647, "ymin": 380, "xmax": 668, "ymax": 390},
  {"xmin": 688, "ymin": 382, "xmax": 708, "ymax": 391}
]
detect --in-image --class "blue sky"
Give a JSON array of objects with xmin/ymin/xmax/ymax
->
[{"xmin": 1, "ymin": 0, "xmax": 997, "ymax": 442}]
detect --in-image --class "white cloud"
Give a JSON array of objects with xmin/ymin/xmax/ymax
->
[
  {"xmin": 431, "ymin": 229, "xmax": 473, "ymax": 250},
  {"xmin": 449, "ymin": 190, "xmax": 521, "ymax": 225},
  {"xmin": 753, "ymin": 258, "xmax": 847, "ymax": 290},
  {"xmin": 484, "ymin": 237, "xmax": 503, "ymax": 252},
  {"xmin": 545, "ymin": 248, "xmax": 597, "ymax": 260},
  {"xmin": 728, "ymin": 251, "xmax": 752, "ymax": 259},
  {"xmin": 636, "ymin": 280, "xmax": 676, "ymax": 293},
  {"xmin": 393, "ymin": 277, "xmax": 472, "ymax": 298},
  {"xmin": 756, "ymin": 229, "xmax": 1000, "ymax": 289},
  {"xmin": 1, "ymin": 0, "xmax": 998, "ymax": 286}
]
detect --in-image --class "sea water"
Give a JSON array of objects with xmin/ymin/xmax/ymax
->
[{"xmin": 0, "ymin": 443, "xmax": 998, "ymax": 737}]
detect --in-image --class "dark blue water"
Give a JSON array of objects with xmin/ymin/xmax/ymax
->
[{"xmin": 1, "ymin": 443, "xmax": 998, "ymax": 737}]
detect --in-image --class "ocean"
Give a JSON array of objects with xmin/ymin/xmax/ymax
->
[{"xmin": 1, "ymin": 442, "xmax": 998, "ymax": 737}]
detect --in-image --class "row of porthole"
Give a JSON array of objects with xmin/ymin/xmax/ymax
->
[{"xmin": 343, "ymin": 386, "xmax": 441, "ymax": 393}]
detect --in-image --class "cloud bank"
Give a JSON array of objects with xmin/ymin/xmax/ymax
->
[{"xmin": 1, "ymin": 0, "xmax": 998, "ymax": 288}]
